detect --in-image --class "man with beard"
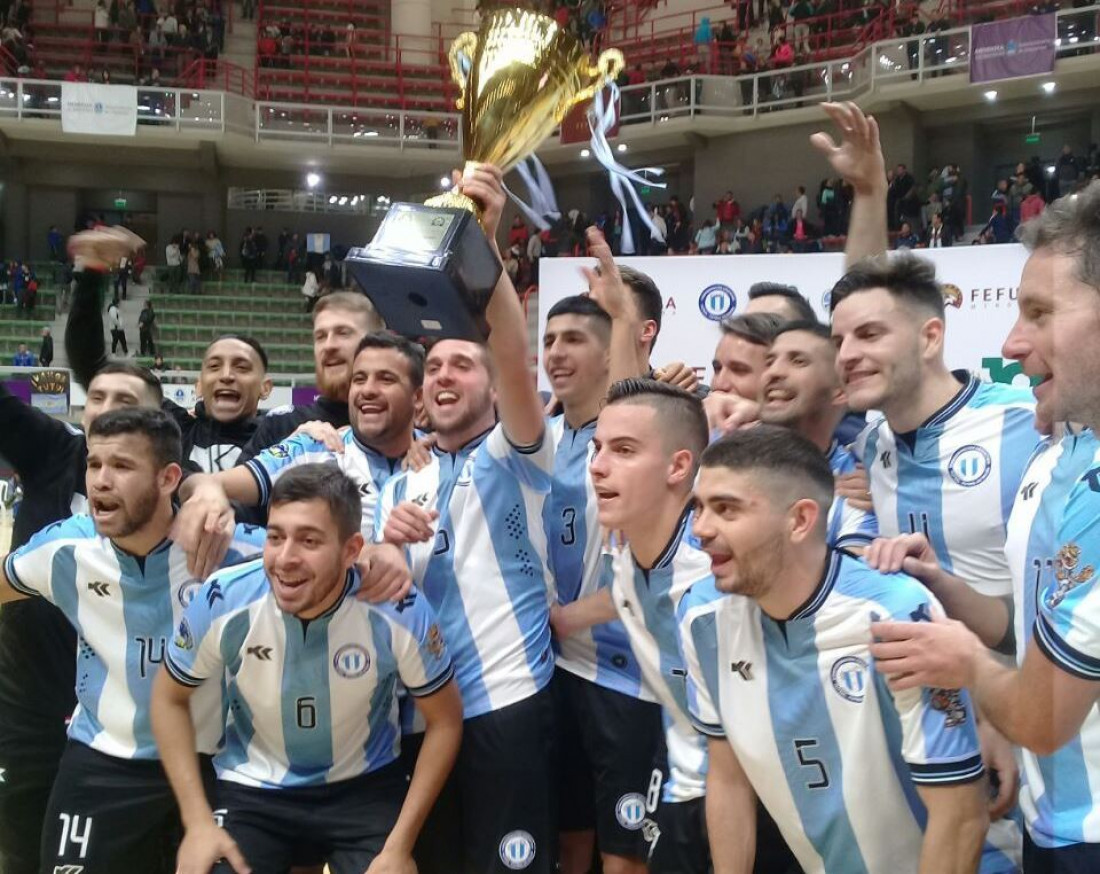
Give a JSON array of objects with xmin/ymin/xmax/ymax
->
[
  {"xmin": 375, "ymin": 164, "xmax": 558, "ymax": 874},
  {"xmin": 678, "ymin": 427, "xmax": 989, "ymax": 874},
  {"xmin": 176, "ymin": 332, "xmax": 421, "ymax": 543},
  {"xmin": 760, "ymin": 320, "xmax": 877, "ymax": 551},
  {"xmin": 64, "ymin": 227, "xmax": 275, "ymax": 474},
  {"xmin": 238, "ymin": 291, "xmax": 381, "ymax": 460},
  {"xmin": 0, "ymin": 407, "xmax": 266, "ymax": 873},
  {"xmin": 0, "ymin": 229, "xmax": 168, "ymax": 874},
  {"xmin": 542, "ymin": 295, "xmax": 665, "ymax": 874}
]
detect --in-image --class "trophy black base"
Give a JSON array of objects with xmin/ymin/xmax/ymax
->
[{"xmin": 345, "ymin": 204, "xmax": 502, "ymax": 341}]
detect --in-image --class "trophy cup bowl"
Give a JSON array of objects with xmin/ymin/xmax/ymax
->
[{"xmin": 345, "ymin": 8, "xmax": 624, "ymax": 340}]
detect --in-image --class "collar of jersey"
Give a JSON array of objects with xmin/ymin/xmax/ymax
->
[
  {"xmin": 643, "ymin": 503, "xmax": 694, "ymax": 572},
  {"xmin": 110, "ymin": 535, "xmax": 173, "ymax": 561},
  {"xmin": 787, "ymin": 548, "xmax": 843, "ymax": 621},
  {"xmin": 349, "ymin": 431, "xmax": 399, "ymax": 464},
  {"xmin": 310, "ymin": 569, "xmax": 358, "ymax": 621},
  {"xmin": 916, "ymin": 370, "xmax": 978, "ymax": 431},
  {"xmin": 430, "ymin": 424, "xmax": 494, "ymax": 458}
]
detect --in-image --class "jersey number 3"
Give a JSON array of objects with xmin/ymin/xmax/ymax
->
[{"xmin": 561, "ymin": 507, "xmax": 577, "ymax": 546}]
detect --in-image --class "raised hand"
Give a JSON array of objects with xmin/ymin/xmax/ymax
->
[{"xmin": 810, "ymin": 101, "xmax": 887, "ymax": 195}]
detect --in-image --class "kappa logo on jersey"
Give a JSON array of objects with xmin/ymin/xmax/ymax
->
[
  {"xmin": 698, "ymin": 284, "xmax": 736, "ymax": 321},
  {"xmin": 1047, "ymin": 542, "xmax": 1095, "ymax": 608},
  {"xmin": 87, "ymin": 581, "xmax": 110, "ymax": 597},
  {"xmin": 1021, "ymin": 482, "xmax": 1039, "ymax": 501},
  {"xmin": 174, "ymin": 618, "xmax": 194, "ymax": 651},
  {"xmin": 931, "ymin": 688, "xmax": 968, "ymax": 727},
  {"xmin": 830, "ymin": 656, "xmax": 868, "ymax": 703},
  {"xmin": 178, "ymin": 581, "xmax": 201, "ymax": 608},
  {"xmin": 880, "ymin": 451, "xmax": 892, "ymax": 469},
  {"xmin": 948, "ymin": 445, "xmax": 992, "ymax": 487},
  {"xmin": 909, "ymin": 602, "xmax": 933, "ymax": 623},
  {"xmin": 333, "ymin": 643, "xmax": 371, "ymax": 678},
  {"xmin": 247, "ymin": 645, "xmax": 273, "ymax": 661},
  {"xmin": 499, "ymin": 831, "xmax": 536, "ymax": 870},
  {"xmin": 206, "ymin": 582, "xmax": 224, "ymax": 608},
  {"xmin": 615, "ymin": 793, "xmax": 647, "ymax": 830},
  {"xmin": 730, "ymin": 660, "xmax": 754, "ymax": 680}
]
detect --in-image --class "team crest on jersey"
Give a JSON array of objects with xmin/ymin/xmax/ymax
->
[
  {"xmin": 268, "ymin": 444, "xmax": 291, "ymax": 459},
  {"xmin": 1047, "ymin": 543, "xmax": 1095, "ymax": 608},
  {"xmin": 930, "ymin": 688, "xmax": 968, "ymax": 727},
  {"xmin": 174, "ymin": 618, "xmax": 194, "ymax": 651},
  {"xmin": 178, "ymin": 581, "xmax": 201, "ymax": 608},
  {"xmin": 830, "ymin": 656, "xmax": 868, "ymax": 703},
  {"xmin": 456, "ymin": 456, "xmax": 476, "ymax": 487},
  {"xmin": 333, "ymin": 643, "xmax": 371, "ymax": 678},
  {"xmin": 499, "ymin": 831, "xmax": 536, "ymax": 869},
  {"xmin": 615, "ymin": 793, "xmax": 646, "ymax": 830},
  {"xmin": 947, "ymin": 445, "xmax": 992, "ymax": 487},
  {"xmin": 426, "ymin": 623, "xmax": 445, "ymax": 658}
]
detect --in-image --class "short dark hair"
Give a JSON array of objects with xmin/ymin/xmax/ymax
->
[
  {"xmin": 354, "ymin": 332, "xmax": 426, "ymax": 388},
  {"xmin": 548, "ymin": 294, "xmax": 612, "ymax": 328},
  {"xmin": 747, "ymin": 282, "xmax": 817, "ymax": 322},
  {"xmin": 1018, "ymin": 179, "xmax": 1100, "ymax": 292},
  {"xmin": 700, "ymin": 426, "xmax": 835, "ymax": 520},
  {"xmin": 269, "ymin": 463, "xmax": 362, "ymax": 541},
  {"xmin": 88, "ymin": 407, "xmax": 181, "ymax": 468},
  {"xmin": 91, "ymin": 363, "xmax": 163, "ymax": 404},
  {"xmin": 828, "ymin": 253, "xmax": 944, "ymax": 318},
  {"xmin": 207, "ymin": 334, "xmax": 269, "ymax": 371},
  {"xmin": 773, "ymin": 319, "xmax": 831, "ymax": 343},
  {"xmin": 720, "ymin": 312, "xmax": 785, "ymax": 346},
  {"xmin": 618, "ymin": 266, "xmax": 663, "ymax": 343},
  {"xmin": 606, "ymin": 378, "xmax": 708, "ymax": 465}
]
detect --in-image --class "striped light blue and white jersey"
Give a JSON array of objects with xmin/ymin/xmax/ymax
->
[
  {"xmin": 245, "ymin": 429, "xmax": 405, "ymax": 539},
  {"xmin": 4, "ymin": 517, "xmax": 265, "ymax": 760},
  {"xmin": 545, "ymin": 414, "xmax": 652, "ymax": 701},
  {"xmin": 375, "ymin": 423, "xmax": 554, "ymax": 719},
  {"xmin": 1009, "ymin": 430, "xmax": 1100, "ymax": 848},
  {"xmin": 856, "ymin": 373, "xmax": 1040, "ymax": 598},
  {"xmin": 165, "ymin": 560, "xmax": 453, "ymax": 789},
  {"xmin": 678, "ymin": 550, "xmax": 985, "ymax": 874},
  {"xmin": 608, "ymin": 508, "xmax": 710, "ymax": 802},
  {"xmin": 826, "ymin": 441, "xmax": 878, "ymax": 551}
]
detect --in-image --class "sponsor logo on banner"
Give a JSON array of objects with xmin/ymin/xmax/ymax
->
[
  {"xmin": 830, "ymin": 656, "xmax": 868, "ymax": 703},
  {"xmin": 942, "ymin": 284, "xmax": 963, "ymax": 309},
  {"xmin": 698, "ymin": 285, "xmax": 736, "ymax": 321},
  {"xmin": 500, "ymin": 831, "xmax": 537, "ymax": 869}
]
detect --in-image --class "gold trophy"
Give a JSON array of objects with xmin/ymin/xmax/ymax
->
[{"xmin": 346, "ymin": 8, "xmax": 624, "ymax": 340}]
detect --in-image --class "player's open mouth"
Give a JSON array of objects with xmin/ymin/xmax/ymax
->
[
  {"xmin": 275, "ymin": 574, "xmax": 308, "ymax": 590},
  {"xmin": 764, "ymin": 386, "xmax": 794, "ymax": 402},
  {"xmin": 594, "ymin": 488, "xmax": 619, "ymax": 501},
  {"xmin": 434, "ymin": 391, "xmax": 459, "ymax": 406},
  {"xmin": 357, "ymin": 402, "xmax": 385, "ymax": 414},
  {"xmin": 549, "ymin": 368, "xmax": 573, "ymax": 382},
  {"xmin": 213, "ymin": 390, "xmax": 240, "ymax": 403},
  {"xmin": 704, "ymin": 549, "xmax": 733, "ymax": 572},
  {"xmin": 92, "ymin": 498, "xmax": 120, "ymax": 516}
]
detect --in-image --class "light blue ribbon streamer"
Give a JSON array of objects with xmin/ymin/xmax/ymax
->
[{"xmin": 587, "ymin": 81, "xmax": 666, "ymax": 254}]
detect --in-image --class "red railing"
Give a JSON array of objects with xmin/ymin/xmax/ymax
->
[{"xmin": 181, "ymin": 57, "xmax": 256, "ymax": 98}]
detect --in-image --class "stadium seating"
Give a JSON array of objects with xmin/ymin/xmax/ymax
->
[{"xmin": 0, "ymin": 289, "xmax": 60, "ymax": 365}]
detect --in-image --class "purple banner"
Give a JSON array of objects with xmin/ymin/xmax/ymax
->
[
  {"xmin": 970, "ymin": 13, "xmax": 1056, "ymax": 83},
  {"xmin": 292, "ymin": 385, "xmax": 320, "ymax": 406},
  {"xmin": 1, "ymin": 379, "xmax": 31, "ymax": 403}
]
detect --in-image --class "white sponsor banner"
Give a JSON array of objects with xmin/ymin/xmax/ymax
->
[
  {"xmin": 537, "ymin": 246, "xmax": 1032, "ymax": 390},
  {"xmin": 61, "ymin": 83, "xmax": 138, "ymax": 136}
]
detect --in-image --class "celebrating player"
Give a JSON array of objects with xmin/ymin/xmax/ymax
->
[
  {"xmin": 154, "ymin": 464, "xmax": 462, "ymax": 874},
  {"xmin": 680, "ymin": 426, "xmax": 989, "ymax": 874},
  {"xmin": 0, "ymin": 408, "xmax": 266, "ymax": 873}
]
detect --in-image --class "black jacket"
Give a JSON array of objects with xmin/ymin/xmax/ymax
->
[
  {"xmin": 237, "ymin": 394, "xmax": 350, "ymax": 465},
  {"xmin": 39, "ymin": 334, "xmax": 53, "ymax": 365}
]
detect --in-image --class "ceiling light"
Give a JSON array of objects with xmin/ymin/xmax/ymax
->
[
  {"xmin": 306, "ymin": 172, "xmax": 321, "ymax": 188},
  {"xmin": 616, "ymin": 143, "xmax": 627, "ymax": 153},
  {"xmin": 580, "ymin": 148, "xmax": 591, "ymax": 158},
  {"xmin": 338, "ymin": 196, "xmax": 348, "ymax": 205},
  {"xmin": 328, "ymin": 195, "xmax": 337, "ymax": 204},
  {"xmin": 439, "ymin": 175, "xmax": 451, "ymax": 188},
  {"xmin": 983, "ymin": 89, "xmax": 998, "ymax": 101}
]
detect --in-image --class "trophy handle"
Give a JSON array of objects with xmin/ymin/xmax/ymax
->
[
  {"xmin": 565, "ymin": 48, "xmax": 625, "ymax": 116},
  {"xmin": 448, "ymin": 31, "xmax": 479, "ymax": 111}
]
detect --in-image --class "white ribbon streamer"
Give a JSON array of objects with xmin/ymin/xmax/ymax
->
[
  {"xmin": 587, "ymin": 82, "xmax": 666, "ymax": 254},
  {"xmin": 503, "ymin": 155, "xmax": 561, "ymax": 232}
]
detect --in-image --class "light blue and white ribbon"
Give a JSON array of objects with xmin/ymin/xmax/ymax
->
[
  {"xmin": 588, "ymin": 81, "xmax": 666, "ymax": 254},
  {"xmin": 504, "ymin": 155, "xmax": 561, "ymax": 232}
]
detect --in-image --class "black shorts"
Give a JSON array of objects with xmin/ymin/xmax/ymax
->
[
  {"xmin": 552, "ymin": 668, "xmax": 663, "ymax": 860},
  {"xmin": 212, "ymin": 760, "xmax": 407, "ymax": 874},
  {"xmin": 1024, "ymin": 831, "xmax": 1100, "ymax": 874},
  {"xmin": 403, "ymin": 686, "xmax": 558, "ymax": 874},
  {"xmin": 38, "ymin": 740, "xmax": 215, "ymax": 874},
  {"xmin": 0, "ymin": 721, "xmax": 68, "ymax": 874}
]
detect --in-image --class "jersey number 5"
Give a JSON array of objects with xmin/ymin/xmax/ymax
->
[{"xmin": 793, "ymin": 739, "xmax": 830, "ymax": 790}]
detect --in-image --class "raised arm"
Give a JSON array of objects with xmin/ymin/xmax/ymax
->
[
  {"xmin": 583, "ymin": 228, "xmax": 649, "ymax": 386},
  {"xmin": 459, "ymin": 163, "xmax": 545, "ymax": 448},
  {"xmin": 810, "ymin": 101, "xmax": 888, "ymax": 267}
]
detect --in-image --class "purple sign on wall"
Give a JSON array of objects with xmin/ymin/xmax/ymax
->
[
  {"xmin": 1, "ymin": 380, "xmax": 31, "ymax": 403},
  {"xmin": 292, "ymin": 385, "xmax": 320, "ymax": 406},
  {"xmin": 970, "ymin": 13, "xmax": 1056, "ymax": 83}
]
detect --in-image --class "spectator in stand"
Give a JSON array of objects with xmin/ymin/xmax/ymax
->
[
  {"xmin": 17, "ymin": 266, "xmax": 37, "ymax": 316},
  {"xmin": 240, "ymin": 227, "xmax": 257, "ymax": 283},
  {"xmin": 38, "ymin": 327, "xmax": 53, "ymax": 367},
  {"xmin": 667, "ymin": 195, "xmax": 691, "ymax": 252},
  {"xmin": 771, "ymin": 32, "xmax": 795, "ymax": 69},
  {"xmin": 63, "ymin": 63, "xmax": 87, "ymax": 81},
  {"xmin": 115, "ymin": 254, "xmax": 131, "ymax": 301},
  {"xmin": 899, "ymin": 7, "xmax": 925, "ymax": 76},
  {"xmin": 300, "ymin": 267, "xmax": 320, "ymax": 312},
  {"xmin": 788, "ymin": 0, "xmax": 814, "ymax": 55},
  {"xmin": 107, "ymin": 296, "xmax": 128, "ymax": 354},
  {"xmin": 205, "ymin": 230, "xmax": 225, "ymax": 279},
  {"xmin": 694, "ymin": 218, "xmax": 718, "ymax": 254},
  {"xmin": 254, "ymin": 225, "xmax": 269, "ymax": 268},
  {"xmin": 648, "ymin": 205, "xmax": 668, "ymax": 255},
  {"xmin": 147, "ymin": 21, "xmax": 167, "ymax": 63},
  {"xmin": 1008, "ymin": 171, "xmax": 1033, "ymax": 224},
  {"xmin": 788, "ymin": 208, "xmax": 815, "ymax": 252},
  {"xmin": 12, "ymin": 343, "xmax": 34, "ymax": 366},
  {"xmin": 693, "ymin": 16, "xmax": 712, "ymax": 72},
  {"xmin": 887, "ymin": 162, "xmax": 914, "ymax": 230},
  {"xmin": 118, "ymin": 0, "xmax": 137, "ymax": 35},
  {"xmin": 819, "ymin": 178, "xmax": 841, "ymax": 235},
  {"xmin": 894, "ymin": 220, "xmax": 920, "ymax": 249},
  {"xmin": 507, "ymin": 216, "xmax": 529, "ymax": 251},
  {"xmin": 525, "ymin": 227, "xmax": 542, "ymax": 282},
  {"xmin": 186, "ymin": 239, "xmax": 202, "ymax": 293},
  {"xmin": 922, "ymin": 211, "xmax": 952, "ymax": 247},
  {"xmin": 1057, "ymin": 144, "xmax": 1080, "ymax": 195},
  {"xmin": 164, "ymin": 235, "xmax": 182, "ymax": 292},
  {"xmin": 503, "ymin": 245, "xmax": 521, "ymax": 284},
  {"xmin": 715, "ymin": 190, "xmax": 741, "ymax": 233},
  {"xmin": 1019, "ymin": 187, "xmax": 1045, "ymax": 224},
  {"xmin": 94, "ymin": 0, "xmax": 110, "ymax": 45},
  {"xmin": 47, "ymin": 225, "xmax": 63, "ymax": 262},
  {"xmin": 717, "ymin": 19, "xmax": 735, "ymax": 74},
  {"xmin": 791, "ymin": 184, "xmax": 808, "ymax": 221},
  {"xmin": 241, "ymin": 0, "xmax": 254, "ymax": 21},
  {"xmin": 138, "ymin": 299, "xmax": 156, "ymax": 357}
]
